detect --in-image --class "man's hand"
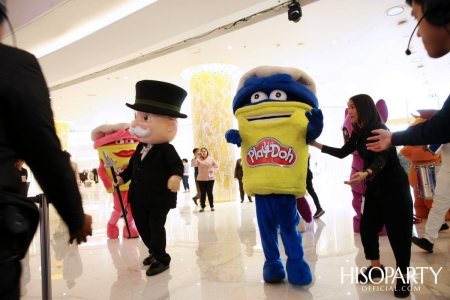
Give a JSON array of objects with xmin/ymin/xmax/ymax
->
[
  {"xmin": 366, "ymin": 129, "xmax": 393, "ymax": 152},
  {"xmin": 69, "ymin": 214, "xmax": 93, "ymax": 244},
  {"xmin": 113, "ymin": 176, "xmax": 124, "ymax": 186},
  {"xmin": 167, "ymin": 175, "xmax": 181, "ymax": 192},
  {"xmin": 344, "ymin": 172, "xmax": 368, "ymax": 185}
]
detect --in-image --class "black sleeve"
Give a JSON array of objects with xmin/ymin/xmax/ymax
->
[
  {"xmin": 321, "ymin": 134, "xmax": 357, "ymax": 159},
  {"xmin": 4, "ymin": 50, "xmax": 84, "ymax": 233},
  {"xmin": 365, "ymin": 124, "xmax": 392, "ymax": 176},
  {"xmin": 165, "ymin": 144, "xmax": 184, "ymax": 177},
  {"xmin": 392, "ymin": 95, "xmax": 450, "ymax": 146}
]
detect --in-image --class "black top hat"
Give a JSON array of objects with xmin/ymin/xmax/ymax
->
[{"xmin": 126, "ymin": 80, "xmax": 188, "ymax": 118}]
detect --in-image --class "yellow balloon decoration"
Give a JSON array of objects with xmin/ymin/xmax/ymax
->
[{"xmin": 182, "ymin": 64, "xmax": 239, "ymax": 202}]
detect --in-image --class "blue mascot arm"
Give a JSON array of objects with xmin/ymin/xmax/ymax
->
[
  {"xmin": 225, "ymin": 129, "xmax": 242, "ymax": 147},
  {"xmin": 305, "ymin": 108, "xmax": 324, "ymax": 144}
]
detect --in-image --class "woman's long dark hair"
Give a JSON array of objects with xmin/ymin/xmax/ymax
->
[{"xmin": 350, "ymin": 94, "xmax": 381, "ymax": 133}]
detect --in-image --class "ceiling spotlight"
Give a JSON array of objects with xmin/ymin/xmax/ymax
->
[{"xmin": 288, "ymin": 1, "xmax": 302, "ymax": 23}]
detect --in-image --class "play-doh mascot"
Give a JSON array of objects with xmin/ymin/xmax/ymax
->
[
  {"xmin": 225, "ymin": 66, "xmax": 323, "ymax": 285},
  {"xmin": 342, "ymin": 100, "xmax": 388, "ymax": 235},
  {"xmin": 92, "ymin": 123, "xmax": 139, "ymax": 239}
]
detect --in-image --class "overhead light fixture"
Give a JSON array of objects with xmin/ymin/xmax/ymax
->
[
  {"xmin": 227, "ymin": 46, "xmax": 233, "ymax": 50},
  {"xmin": 187, "ymin": 47, "xmax": 201, "ymax": 54},
  {"xmin": 411, "ymin": 58, "xmax": 423, "ymax": 63},
  {"xmin": 33, "ymin": 0, "xmax": 158, "ymax": 58},
  {"xmin": 385, "ymin": 6, "xmax": 405, "ymax": 16},
  {"xmin": 288, "ymin": 1, "xmax": 302, "ymax": 23}
]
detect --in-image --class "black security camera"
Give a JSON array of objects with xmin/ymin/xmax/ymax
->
[{"xmin": 288, "ymin": 1, "xmax": 302, "ymax": 23}]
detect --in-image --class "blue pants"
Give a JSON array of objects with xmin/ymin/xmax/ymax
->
[
  {"xmin": 255, "ymin": 194, "xmax": 304, "ymax": 261},
  {"xmin": 182, "ymin": 175, "xmax": 189, "ymax": 190}
]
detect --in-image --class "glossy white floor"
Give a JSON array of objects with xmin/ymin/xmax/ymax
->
[{"xmin": 20, "ymin": 178, "xmax": 450, "ymax": 300}]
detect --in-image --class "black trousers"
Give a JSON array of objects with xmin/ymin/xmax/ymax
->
[
  {"xmin": 198, "ymin": 180, "xmax": 215, "ymax": 208},
  {"xmin": 130, "ymin": 202, "xmax": 171, "ymax": 265},
  {"xmin": 0, "ymin": 258, "xmax": 21, "ymax": 300},
  {"xmin": 360, "ymin": 166, "xmax": 413, "ymax": 274},
  {"xmin": 306, "ymin": 169, "xmax": 321, "ymax": 210}
]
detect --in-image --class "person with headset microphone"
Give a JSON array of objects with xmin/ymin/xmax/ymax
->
[
  {"xmin": 0, "ymin": 1, "xmax": 92, "ymax": 299},
  {"xmin": 366, "ymin": 0, "xmax": 450, "ymax": 256},
  {"xmin": 367, "ymin": 0, "xmax": 450, "ymax": 150}
]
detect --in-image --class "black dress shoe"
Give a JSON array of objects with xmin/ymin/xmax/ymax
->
[
  {"xmin": 357, "ymin": 265, "xmax": 385, "ymax": 283},
  {"xmin": 143, "ymin": 254, "xmax": 155, "ymax": 266},
  {"xmin": 394, "ymin": 278, "xmax": 410, "ymax": 298},
  {"xmin": 146, "ymin": 260, "xmax": 169, "ymax": 276},
  {"xmin": 412, "ymin": 237, "xmax": 433, "ymax": 253},
  {"xmin": 440, "ymin": 223, "xmax": 449, "ymax": 231},
  {"xmin": 192, "ymin": 197, "xmax": 198, "ymax": 206}
]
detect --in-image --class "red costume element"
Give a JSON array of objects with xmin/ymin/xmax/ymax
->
[{"xmin": 343, "ymin": 100, "xmax": 388, "ymax": 234}]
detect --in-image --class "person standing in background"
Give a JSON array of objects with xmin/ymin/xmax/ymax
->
[
  {"xmin": 191, "ymin": 148, "xmax": 201, "ymax": 205},
  {"xmin": 234, "ymin": 158, "xmax": 252, "ymax": 203},
  {"xmin": 14, "ymin": 159, "xmax": 28, "ymax": 197},
  {"xmin": 192, "ymin": 148, "xmax": 219, "ymax": 212},
  {"xmin": 92, "ymin": 168, "xmax": 98, "ymax": 184},
  {"xmin": 182, "ymin": 158, "xmax": 190, "ymax": 193},
  {"xmin": 0, "ymin": 2, "xmax": 92, "ymax": 298},
  {"xmin": 306, "ymin": 154, "xmax": 324, "ymax": 218}
]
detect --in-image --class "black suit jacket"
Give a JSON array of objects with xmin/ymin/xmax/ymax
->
[
  {"xmin": 120, "ymin": 143, "xmax": 183, "ymax": 209},
  {"xmin": 0, "ymin": 44, "xmax": 84, "ymax": 233}
]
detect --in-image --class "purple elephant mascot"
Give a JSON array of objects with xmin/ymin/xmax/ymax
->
[{"xmin": 343, "ymin": 99, "xmax": 388, "ymax": 235}]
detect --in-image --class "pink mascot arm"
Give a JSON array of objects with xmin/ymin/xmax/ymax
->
[
  {"xmin": 297, "ymin": 197, "xmax": 313, "ymax": 223},
  {"xmin": 376, "ymin": 99, "xmax": 388, "ymax": 124},
  {"xmin": 98, "ymin": 160, "xmax": 113, "ymax": 191}
]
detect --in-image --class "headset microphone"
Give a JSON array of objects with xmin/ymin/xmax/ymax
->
[{"xmin": 405, "ymin": 11, "xmax": 428, "ymax": 55}]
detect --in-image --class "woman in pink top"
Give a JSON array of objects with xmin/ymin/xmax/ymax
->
[{"xmin": 191, "ymin": 147, "xmax": 219, "ymax": 212}]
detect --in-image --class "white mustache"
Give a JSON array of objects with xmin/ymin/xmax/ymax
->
[{"xmin": 130, "ymin": 125, "xmax": 151, "ymax": 137}]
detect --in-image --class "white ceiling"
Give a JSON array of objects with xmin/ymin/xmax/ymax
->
[{"xmin": 3, "ymin": 0, "xmax": 449, "ymax": 133}]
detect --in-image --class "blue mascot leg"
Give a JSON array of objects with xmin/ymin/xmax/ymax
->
[
  {"xmin": 276, "ymin": 195, "xmax": 312, "ymax": 285},
  {"xmin": 255, "ymin": 195, "xmax": 286, "ymax": 282}
]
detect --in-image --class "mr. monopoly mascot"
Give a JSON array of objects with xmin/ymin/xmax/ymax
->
[
  {"xmin": 225, "ymin": 66, "xmax": 323, "ymax": 285},
  {"xmin": 92, "ymin": 123, "xmax": 139, "ymax": 239},
  {"xmin": 115, "ymin": 80, "xmax": 185, "ymax": 276}
]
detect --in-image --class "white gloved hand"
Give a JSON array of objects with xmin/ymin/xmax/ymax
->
[
  {"xmin": 113, "ymin": 176, "xmax": 124, "ymax": 187},
  {"xmin": 167, "ymin": 175, "xmax": 181, "ymax": 193}
]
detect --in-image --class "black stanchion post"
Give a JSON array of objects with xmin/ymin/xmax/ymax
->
[{"xmin": 38, "ymin": 194, "xmax": 52, "ymax": 300}]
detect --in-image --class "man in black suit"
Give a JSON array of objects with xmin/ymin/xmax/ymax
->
[
  {"xmin": 0, "ymin": 2, "xmax": 92, "ymax": 299},
  {"xmin": 116, "ymin": 80, "xmax": 186, "ymax": 276}
]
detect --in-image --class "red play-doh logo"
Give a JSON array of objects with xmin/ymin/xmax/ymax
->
[
  {"xmin": 115, "ymin": 164, "xmax": 129, "ymax": 175},
  {"xmin": 246, "ymin": 138, "xmax": 297, "ymax": 167}
]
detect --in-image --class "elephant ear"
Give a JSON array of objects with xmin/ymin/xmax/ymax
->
[{"xmin": 376, "ymin": 99, "xmax": 388, "ymax": 124}]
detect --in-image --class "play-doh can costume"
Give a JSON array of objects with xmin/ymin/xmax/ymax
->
[
  {"xmin": 92, "ymin": 124, "xmax": 139, "ymax": 239},
  {"xmin": 226, "ymin": 66, "xmax": 323, "ymax": 285}
]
